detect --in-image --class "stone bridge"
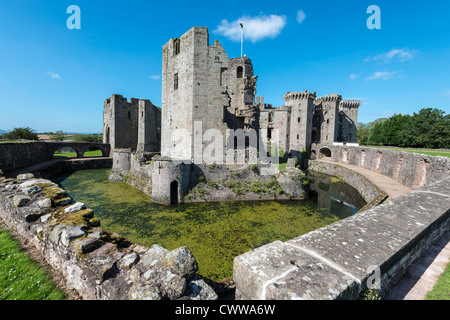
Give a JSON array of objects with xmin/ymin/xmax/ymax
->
[
  {"xmin": 45, "ymin": 141, "xmax": 111, "ymax": 159},
  {"xmin": 0, "ymin": 141, "xmax": 111, "ymax": 174}
]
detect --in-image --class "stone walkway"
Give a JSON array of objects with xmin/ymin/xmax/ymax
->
[
  {"xmin": 317, "ymin": 158, "xmax": 412, "ymax": 199},
  {"xmin": 385, "ymin": 233, "xmax": 450, "ymax": 300},
  {"xmin": 318, "ymin": 158, "xmax": 449, "ymax": 300}
]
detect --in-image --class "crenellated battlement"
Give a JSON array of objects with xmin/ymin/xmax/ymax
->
[
  {"xmin": 340, "ymin": 100, "xmax": 361, "ymax": 109},
  {"xmin": 315, "ymin": 93, "xmax": 342, "ymax": 104},
  {"xmin": 283, "ymin": 90, "xmax": 316, "ymax": 102}
]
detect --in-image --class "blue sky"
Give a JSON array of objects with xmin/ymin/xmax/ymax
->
[{"xmin": 0, "ymin": 0, "xmax": 449, "ymax": 133}]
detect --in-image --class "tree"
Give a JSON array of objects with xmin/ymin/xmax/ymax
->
[
  {"xmin": 2, "ymin": 127, "xmax": 39, "ymax": 140},
  {"xmin": 50, "ymin": 130, "xmax": 66, "ymax": 142},
  {"xmin": 356, "ymin": 122, "xmax": 371, "ymax": 145},
  {"xmin": 71, "ymin": 134, "xmax": 103, "ymax": 143},
  {"xmin": 366, "ymin": 118, "xmax": 388, "ymax": 146}
]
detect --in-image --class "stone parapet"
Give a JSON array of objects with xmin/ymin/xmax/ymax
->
[
  {"xmin": 233, "ymin": 177, "xmax": 450, "ymax": 299},
  {"xmin": 0, "ymin": 174, "xmax": 217, "ymax": 300}
]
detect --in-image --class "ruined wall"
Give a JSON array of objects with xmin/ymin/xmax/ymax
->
[
  {"xmin": 104, "ymin": 94, "xmax": 160, "ymax": 154},
  {"xmin": 259, "ymin": 106, "xmax": 290, "ymax": 157},
  {"xmin": 103, "ymin": 95, "xmax": 139, "ymax": 151},
  {"xmin": 137, "ymin": 100, "xmax": 161, "ymax": 153},
  {"xmin": 0, "ymin": 174, "xmax": 217, "ymax": 300}
]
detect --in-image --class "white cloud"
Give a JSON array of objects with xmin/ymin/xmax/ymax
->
[
  {"xmin": 365, "ymin": 48, "xmax": 417, "ymax": 63},
  {"xmin": 213, "ymin": 14, "xmax": 287, "ymax": 43},
  {"xmin": 366, "ymin": 71, "xmax": 400, "ymax": 81},
  {"xmin": 443, "ymin": 90, "xmax": 450, "ymax": 96},
  {"xmin": 349, "ymin": 73, "xmax": 360, "ymax": 80},
  {"xmin": 149, "ymin": 75, "xmax": 160, "ymax": 80},
  {"xmin": 48, "ymin": 72, "xmax": 61, "ymax": 79},
  {"xmin": 296, "ymin": 10, "xmax": 306, "ymax": 24}
]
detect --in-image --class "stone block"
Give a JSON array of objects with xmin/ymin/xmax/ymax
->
[
  {"xmin": 17, "ymin": 173, "xmax": 34, "ymax": 181},
  {"xmin": 60, "ymin": 226, "xmax": 86, "ymax": 247},
  {"xmin": 22, "ymin": 185, "xmax": 42, "ymax": 195},
  {"xmin": 13, "ymin": 195, "xmax": 30, "ymax": 207},
  {"xmin": 38, "ymin": 198, "xmax": 52, "ymax": 209},
  {"xmin": 64, "ymin": 202, "xmax": 86, "ymax": 213}
]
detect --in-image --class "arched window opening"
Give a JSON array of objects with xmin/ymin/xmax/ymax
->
[{"xmin": 236, "ymin": 66, "xmax": 243, "ymax": 78}]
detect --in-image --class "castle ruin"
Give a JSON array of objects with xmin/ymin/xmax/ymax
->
[{"xmin": 104, "ymin": 26, "xmax": 361, "ymax": 204}]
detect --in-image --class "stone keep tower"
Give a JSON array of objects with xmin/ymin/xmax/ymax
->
[
  {"xmin": 283, "ymin": 90, "xmax": 316, "ymax": 157},
  {"xmin": 161, "ymin": 27, "xmax": 230, "ymax": 160}
]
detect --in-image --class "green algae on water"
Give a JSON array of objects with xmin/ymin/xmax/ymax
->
[{"xmin": 54, "ymin": 169, "xmax": 351, "ymax": 282}]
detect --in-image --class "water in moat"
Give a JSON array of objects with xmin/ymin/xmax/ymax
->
[{"xmin": 53, "ymin": 169, "xmax": 366, "ymax": 282}]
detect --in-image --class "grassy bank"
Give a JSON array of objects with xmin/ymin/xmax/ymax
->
[
  {"xmin": 425, "ymin": 262, "xmax": 450, "ymax": 300},
  {"xmin": 0, "ymin": 227, "xmax": 66, "ymax": 300}
]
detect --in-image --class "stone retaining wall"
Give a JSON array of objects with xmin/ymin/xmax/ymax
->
[
  {"xmin": 110, "ymin": 150, "xmax": 308, "ymax": 204},
  {"xmin": 0, "ymin": 173, "xmax": 217, "ymax": 300},
  {"xmin": 311, "ymin": 144, "xmax": 450, "ymax": 189},
  {"xmin": 308, "ymin": 160, "xmax": 388, "ymax": 211},
  {"xmin": 0, "ymin": 142, "xmax": 49, "ymax": 173},
  {"xmin": 233, "ymin": 176, "xmax": 450, "ymax": 299}
]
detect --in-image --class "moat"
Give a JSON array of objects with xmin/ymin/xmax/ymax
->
[{"xmin": 53, "ymin": 168, "xmax": 366, "ymax": 282}]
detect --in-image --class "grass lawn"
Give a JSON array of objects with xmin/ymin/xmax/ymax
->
[
  {"xmin": 0, "ymin": 227, "xmax": 66, "ymax": 300},
  {"xmin": 53, "ymin": 149, "xmax": 102, "ymax": 158},
  {"xmin": 425, "ymin": 262, "xmax": 450, "ymax": 300},
  {"xmin": 363, "ymin": 146, "xmax": 450, "ymax": 158}
]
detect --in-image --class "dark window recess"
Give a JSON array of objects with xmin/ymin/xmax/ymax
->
[
  {"xmin": 267, "ymin": 128, "xmax": 272, "ymax": 139},
  {"xmin": 220, "ymin": 68, "xmax": 227, "ymax": 85},
  {"xmin": 174, "ymin": 73, "xmax": 178, "ymax": 90},
  {"xmin": 236, "ymin": 66, "xmax": 243, "ymax": 78},
  {"xmin": 173, "ymin": 38, "xmax": 181, "ymax": 55},
  {"xmin": 268, "ymin": 112, "xmax": 273, "ymax": 122},
  {"xmin": 128, "ymin": 111, "xmax": 131, "ymax": 119}
]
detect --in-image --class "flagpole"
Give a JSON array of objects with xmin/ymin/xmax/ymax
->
[{"xmin": 239, "ymin": 21, "xmax": 243, "ymax": 57}]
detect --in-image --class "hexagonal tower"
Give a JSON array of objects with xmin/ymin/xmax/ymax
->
[
  {"xmin": 338, "ymin": 100, "xmax": 361, "ymax": 142},
  {"xmin": 283, "ymin": 90, "xmax": 316, "ymax": 158},
  {"xmin": 314, "ymin": 93, "xmax": 342, "ymax": 143}
]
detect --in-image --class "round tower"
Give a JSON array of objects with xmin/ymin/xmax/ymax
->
[{"xmin": 151, "ymin": 158, "xmax": 190, "ymax": 205}]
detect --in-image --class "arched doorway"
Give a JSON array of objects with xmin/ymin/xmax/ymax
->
[
  {"xmin": 170, "ymin": 180, "xmax": 178, "ymax": 205},
  {"xmin": 104, "ymin": 126, "xmax": 110, "ymax": 144}
]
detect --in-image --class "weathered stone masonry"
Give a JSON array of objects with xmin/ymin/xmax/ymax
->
[
  {"xmin": 0, "ymin": 174, "xmax": 217, "ymax": 300},
  {"xmin": 233, "ymin": 176, "xmax": 450, "ymax": 299}
]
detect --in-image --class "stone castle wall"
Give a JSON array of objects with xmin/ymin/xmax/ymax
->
[
  {"xmin": 233, "ymin": 176, "xmax": 450, "ymax": 299},
  {"xmin": 320, "ymin": 145, "xmax": 450, "ymax": 189}
]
